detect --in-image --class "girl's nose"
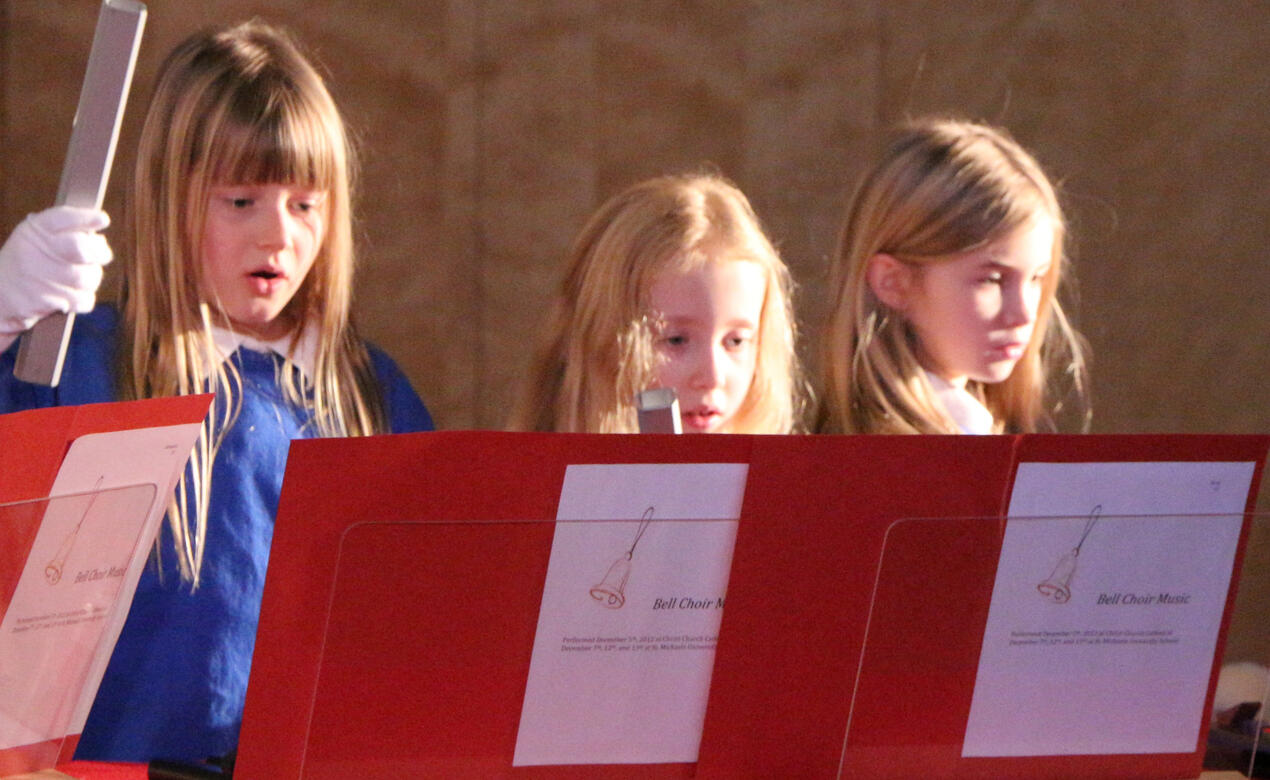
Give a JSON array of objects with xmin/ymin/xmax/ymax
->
[
  {"xmin": 1001, "ymin": 282, "xmax": 1037, "ymax": 328},
  {"xmin": 690, "ymin": 345, "xmax": 727, "ymax": 389},
  {"xmin": 255, "ymin": 202, "xmax": 291, "ymax": 250}
]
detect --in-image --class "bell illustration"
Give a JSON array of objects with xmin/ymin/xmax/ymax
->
[
  {"xmin": 1036, "ymin": 548, "xmax": 1078, "ymax": 603},
  {"xmin": 1036, "ymin": 504, "xmax": 1101, "ymax": 604},
  {"xmin": 589, "ymin": 506, "xmax": 654, "ymax": 610},
  {"xmin": 45, "ymin": 476, "xmax": 105, "ymax": 585},
  {"xmin": 590, "ymin": 555, "xmax": 632, "ymax": 608}
]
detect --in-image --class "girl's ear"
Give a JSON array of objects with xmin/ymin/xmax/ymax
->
[{"xmin": 865, "ymin": 253, "xmax": 913, "ymax": 312}]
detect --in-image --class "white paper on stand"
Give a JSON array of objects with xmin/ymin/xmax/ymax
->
[
  {"xmin": 0, "ymin": 423, "xmax": 201, "ymax": 749},
  {"xmin": 962, "ymin": 461, "xmax": 1256, "ymax": 757},
  {"xmin": 513, "ymin": 463, "xmax": 748, "ymax": 766}
]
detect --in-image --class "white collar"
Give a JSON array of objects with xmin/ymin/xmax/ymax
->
[
  {"xmin": 210, "ymin": 324, "xmax": 319, "ymax": 379},
  {"xmin": 925, "ymin": 371, "xmax": 995, "ymax": 435}
]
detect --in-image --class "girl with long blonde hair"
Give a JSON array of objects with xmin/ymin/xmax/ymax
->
[
  {"xmin": 511, "ymin": 172, "xmax": 805, "ymax": 434},
  {"xmin": 0, "ymin": 21, "xmax": 432, "ymax": 762},
  {"xmin": 816, "ymin": 117, "xmax": 1088, "ymax": 435}
]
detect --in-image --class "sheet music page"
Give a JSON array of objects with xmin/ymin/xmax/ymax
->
[
  {"xmin": 962, "ymin": 461, "xmax": 1255, "ymax": 757},
  {"xmin": 514, "ymin": 463, "xmax": 747, "ymax": 766},
  {"xmin": 0, "ymin": 423, "xmax": 200, "ymax": 749}
]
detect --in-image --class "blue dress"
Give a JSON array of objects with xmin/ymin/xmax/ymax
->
[{"xmin": 0, "ymin": 305, "xmax": 433, "ymax": 762}]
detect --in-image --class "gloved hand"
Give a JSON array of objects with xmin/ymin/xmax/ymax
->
[{"xmin": 0, "ymin": 206, "xmax": 113, "ymax": 352}]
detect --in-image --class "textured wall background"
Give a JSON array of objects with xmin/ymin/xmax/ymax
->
[{"xmin": 3, "ymin": 2, "xmax": 1267, "ymax": 659}]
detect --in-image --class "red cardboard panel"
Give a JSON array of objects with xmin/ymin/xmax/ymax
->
[
  {"xmin": 237, "ymin": 432, "xmax": 1268, "ymax": 779},
  {"xmin": 696, "ymin": 434, "xmax": 1016, "ymax": 777},
  {"xmin": 238, "ymin": 431, "xmax": 752, "ymax": 779},
  {"xmin": 0, "ymin": 395, "xmax": 212, "ymax": 773}
]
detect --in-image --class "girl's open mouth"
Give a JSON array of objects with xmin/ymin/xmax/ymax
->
[
  {"xmin": 248, "ymin": 269, "xmax": 285, "ymax": 294},
  {"xmin": 681, "ymin": 409, "xmax": 720, "ymax": 431}
]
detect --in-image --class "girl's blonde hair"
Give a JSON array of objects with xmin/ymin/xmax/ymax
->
[
  {"xmin": 122, "ymin": 21, "xmax": 387, "ymax": 584},
  {"xmin": 817, "ymin": 117, "xmax": 1088, "ymax": 434},
  {"xmin": 510, "ymin": 173, "xmax": 804, "ymax": 434}
]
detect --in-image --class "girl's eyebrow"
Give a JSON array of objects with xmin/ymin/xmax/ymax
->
[
  {"xmin": 657, "ymin": 314, "xmax": 702, "ymax": 326},
  {"xmin": 657, "ymin": 314, "xmax": 758, "ymax": 329},
  {"xmin": 979, "ymin": 258, "xmax": 1050, "ymax": 272}
]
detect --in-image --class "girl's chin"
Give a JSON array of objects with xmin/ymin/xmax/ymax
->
[
  {"xmin": 680, "ymin": 412, "xmax": 724, "ymax": 433},
  {"xmin": 220, "ymin": 311, "xmax": 295, "ymax": 341},
  {"xmin": 972, "ymin": 360, "xmax": 1022, "ymax": 385}
]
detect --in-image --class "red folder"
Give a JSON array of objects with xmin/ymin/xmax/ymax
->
[
  {"xmin": 0, "ymin": 396, "xmax": 213, "ymax": 633},
  {"xmin": 0, "ymin": 396, "xmax": 213, "ymax": 776},
  {"xmin": 703, "ymin": 434, "xmax": 1267, "ymax": 779},
  {"xmin": 697, "ymin": 434, "xmax": 1016, "ymax": 777},
  {"xmin": 0, "ymin": 395, "xmax": 213, "ymax": 506},
  {"xmin": 239, "ymin": 432, "xmax": 752, "ymax": 779},
  {"xmin": 236, "ymin": 432, "xmax": 1267, "ymax": 779}
]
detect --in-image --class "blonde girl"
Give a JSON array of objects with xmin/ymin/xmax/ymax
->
[
  {"xmin": 0, "ymin": 22, "xmax": 432, "ymax": 762},
  {"xmin": 816, "ymin": 117, "xmax": 1088, "ymax": 435},
  {"xmin": 511, "ymin": 173, "xmax": 804, "ymax": 434}
]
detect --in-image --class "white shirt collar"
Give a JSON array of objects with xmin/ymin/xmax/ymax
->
[
  {"xmin": 209, "ymin": 324, "xmax": 319, "ymax": 379},
  {"xmin": 925, "ymin": 371, "xmax": 995, "ymax": 435}
]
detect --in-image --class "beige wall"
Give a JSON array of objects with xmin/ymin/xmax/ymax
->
[{"xmin": 3, "ymin": 2, "xmax": 1267, "ymax": 657}]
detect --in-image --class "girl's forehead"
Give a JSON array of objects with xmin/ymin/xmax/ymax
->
[
  {"xmin": 649, "ymin": 257, "xmax": 767, "ymax": 312},
  {"xmin": 962, "ymin": 214, "xmax": 1056, "ymax": 272},
  {"xmin": 661, "ymin": 240, "xmax": 768, "ymax": 272}
]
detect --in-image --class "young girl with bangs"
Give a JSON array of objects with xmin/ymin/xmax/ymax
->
[
  {"xmin": 815, "ymin": 117, "xmax": 1088, "ymax": 435},
  {"xmin": 510, "ymin": 173, "xmax": 805, "ymax": 435},
  {"xmin": 0, "ymin": 22, "xmax": 432, "ymax": 762}
]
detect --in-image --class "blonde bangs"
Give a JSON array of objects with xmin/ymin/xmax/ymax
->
[
  {"xmin": 202, "ymin": 87, "xmax": 344, "ymax": 193},
  {"xmin": 879, "ymin": 129, "xmax": 1055, "ymax": 262}
]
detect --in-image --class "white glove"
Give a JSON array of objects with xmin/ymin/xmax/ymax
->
[{"xmin": 0, "ymin": 206, "xmax": 113, "ymax": 350}]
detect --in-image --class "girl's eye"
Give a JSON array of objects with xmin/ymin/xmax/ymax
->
[
  {"xmin": 230, "ymin": 197, "xmax": 253, "ymax": 209},
  {"xmin": 293, "ymin": 200, "xmax": 317, "ymax": 213},
  {"xmin": 665, "ymin": 334, "xmax": 687, "ymax": 347},
  {"xmin": 724, "ymin": 333, "xmax": 753, "ymax": 350}
]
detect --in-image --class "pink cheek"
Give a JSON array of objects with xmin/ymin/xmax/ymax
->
[
  {"xmin": 1026, "ymin": 293, "xmax": 1044, "ymax": 321},
  {"xmin": 649, "ymin": 363, "xmax": 677, "ymax": 390},
  {"xmin": 971, "ymin": 288, "xmax": 999, "ymax": 313}
]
